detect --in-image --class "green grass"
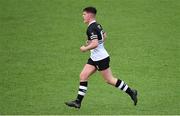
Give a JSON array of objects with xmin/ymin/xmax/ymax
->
[{"xmin": 0, "ymin": 0, "xmax": 180, "ymax": 115}]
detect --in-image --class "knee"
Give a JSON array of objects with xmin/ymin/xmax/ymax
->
[{"xmin": 80, "ymin": 72, "xmax": 88, "ymax": 81}]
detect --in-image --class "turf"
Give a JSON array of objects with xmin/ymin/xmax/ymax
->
[{"xmin": 0, "ymin": 0, "xmax": 179, "ymax": 115}]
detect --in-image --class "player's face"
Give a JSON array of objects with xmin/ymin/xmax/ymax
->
[{"xmin": 82, "ymin": 11, "xmax": 91, "ymax": 24}]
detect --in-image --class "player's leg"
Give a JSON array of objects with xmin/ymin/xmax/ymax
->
[
  {"xmin": 76, "ymin": 64, "xmax": 96, "ymax": 103},
  {"xmin": 99, "ymin": 67, "xmax": 117, "ymax": 86},
  {"xmin": 79, "ymin": 64, "xmax": 97, "ymax": 82},
  {"xmin": 100, "ymin": 67, "xmax": 138, "ymax": 105},
  {"xmin": 65, "ymin": 59, "xmax": 97, "ymax": 108},
  {"xmin": 95, "ymin": 57, "xmax": 137, "ymax": 105}
]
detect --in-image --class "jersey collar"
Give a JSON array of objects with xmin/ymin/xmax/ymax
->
[{"xmin": 88, "ymin": 20, "xmax": 96, "ymax": 26}]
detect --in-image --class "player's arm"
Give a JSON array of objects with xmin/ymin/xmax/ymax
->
[
  {"xmin": 80, "ymin": 39, "xmax": 98, "ymax": 52},
  {"xmin": 103, "ymin": 32, "xmax": 107, "ymax": 42}
]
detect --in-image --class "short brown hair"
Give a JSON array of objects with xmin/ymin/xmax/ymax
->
[{"xmin": 83, "ymin": 7, "xmax": 97, "ymax": 15}]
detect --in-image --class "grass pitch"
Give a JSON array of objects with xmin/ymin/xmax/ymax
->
[{"xmin": 0, "ymin": 0, "xmax": 179, "ymax": 115}]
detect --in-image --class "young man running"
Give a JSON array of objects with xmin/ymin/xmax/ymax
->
[{"xmin": 65, "ymin": 7, "xmax": 138, "ymax": 109}]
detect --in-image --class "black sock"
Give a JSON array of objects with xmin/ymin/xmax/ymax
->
[
  {"xmin": 115, "ymin": 79, "xmax": 133, "ymax": 97},
  {"xmin": 76, "ymin": 81, "xmax": 88, "ymax": 103}
]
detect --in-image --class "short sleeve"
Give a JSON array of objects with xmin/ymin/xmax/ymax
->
[{"xmin": 89, "ymin": 28, "xmax": 98, "ymax": 40}]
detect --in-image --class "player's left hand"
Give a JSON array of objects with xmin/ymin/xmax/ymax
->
[{"xmin": 80, "ymin": 46, "xmax": 87, "ymax": 52}]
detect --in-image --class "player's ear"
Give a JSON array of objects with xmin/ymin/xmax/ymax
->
[
  {"xmin": 92, "ymin": 13, "xmax": 96, "ymax": 18},
  {"xmin": 89, "ymin": 13, "xmax": 94, "ymax": 18}
]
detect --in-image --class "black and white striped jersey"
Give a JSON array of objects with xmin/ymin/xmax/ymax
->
[{"xmin": 86, "ymin": 20, "xmax": 109, "ymax": 61}]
